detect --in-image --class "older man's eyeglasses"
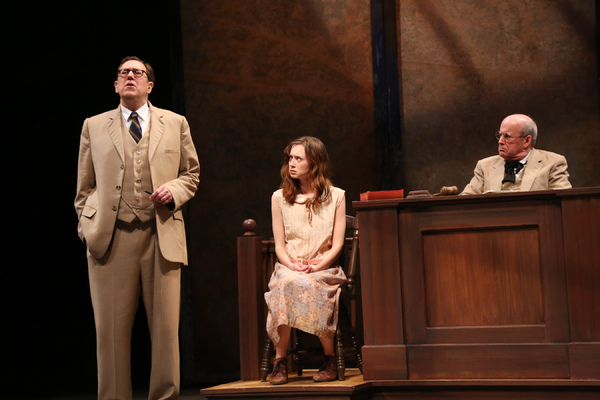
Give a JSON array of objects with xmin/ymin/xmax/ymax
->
[
  {"xmin": 117, "ymin": 68, "xmax": 147, "ymax": 78},
  {"xmin": 495, "ymin": 132, "xmax": 526, "ymax": 143}
]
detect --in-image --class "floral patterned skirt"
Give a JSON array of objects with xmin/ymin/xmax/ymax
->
[{"xmin": 264, "ymin": 262, "xmax": 347, "ymax": 344}]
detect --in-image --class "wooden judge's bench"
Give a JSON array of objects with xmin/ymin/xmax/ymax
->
[
  {"xmin": 205, "ymin": 187, "xmax": 599, "ymax": 400},
  {"xmin": 353, "ymin": 187, "xmax": 600, "ymax": 385}
]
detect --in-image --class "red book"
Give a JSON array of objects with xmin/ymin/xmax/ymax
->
[{"xmin": 360, "ymin": 189, "xmax": 404, "ymax": 201}]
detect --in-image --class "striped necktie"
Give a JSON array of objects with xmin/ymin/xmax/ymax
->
[{"xmin": 129, "ymin": 112, "xmax": 142, "ymax": 143}]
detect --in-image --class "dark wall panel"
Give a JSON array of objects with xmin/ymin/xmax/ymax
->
[
  {"xmin": 180, "ymin": 0, "xmax": 377, "ymax": 377},
  {"xmin": 397, "ymin": 0, "xmax": 599, "ymax": 193}
]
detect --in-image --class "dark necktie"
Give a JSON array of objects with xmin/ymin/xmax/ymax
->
[
  {"xmin": 129, "ymin": 112, "xmax": 142, "ymax": 143},
  {"xmin": 502, "ymin": 161, "xmax": 524, "ymax": 184}
]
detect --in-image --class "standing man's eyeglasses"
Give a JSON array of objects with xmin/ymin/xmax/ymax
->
[{"xmin": 117, "ymin": 69, "xmax": 147, "ymax": 78}]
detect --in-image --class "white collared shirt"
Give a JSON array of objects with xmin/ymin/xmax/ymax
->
[
  {"xmin": 120, "ymin": 102, "xmax": 150, "ymax": 137},
  {"xmin": 516, "ymin": 150, "xmax": 532, "ymax": 177}
]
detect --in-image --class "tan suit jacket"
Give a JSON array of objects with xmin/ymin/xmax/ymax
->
[
  {"xmin": 460, "ymin": 148, "xmax": 571, "ymax": 195},
  {"xmin": 75, "ymin": 103, "xmax": 200, "ymax": 264}
]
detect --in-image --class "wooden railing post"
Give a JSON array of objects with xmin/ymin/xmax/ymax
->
[{"xmin": 237, "ymin": 219, "xmax": 267, "ymax": 380}]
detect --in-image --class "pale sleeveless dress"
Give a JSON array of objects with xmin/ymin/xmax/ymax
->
[{"xmin": 265, "ymin": 187, "xmax": 347, "ymax": 345}]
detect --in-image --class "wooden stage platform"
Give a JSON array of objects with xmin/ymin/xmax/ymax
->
[{"xmin": 200, "ymin": 369, "xmax": 599, "ymax": 400}]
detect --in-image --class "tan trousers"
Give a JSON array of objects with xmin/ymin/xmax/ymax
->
[{"xmin": 88, "ymin": 220, "xmax": 181, "ymax": 400}]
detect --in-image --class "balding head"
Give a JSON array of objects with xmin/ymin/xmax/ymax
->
[
  {"xmin": 497, "ymin": 114, "xmax": 536, "ymax": 161},
  {"xmin": 502, "ymin": 114, "xmax": 538, "ymax": 145}
]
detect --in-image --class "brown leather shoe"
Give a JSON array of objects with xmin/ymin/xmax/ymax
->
[
  {"xmin": 269, "ymin": 357, "xmax": 288, "ymax": 385},
  {"xmin": 313, "ymin": 355, "xmax": 338, "ymax": 382}
]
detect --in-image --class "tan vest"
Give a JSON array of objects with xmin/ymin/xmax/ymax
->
[{"xmin": 117, "ymin": 119, "xmax": 155, "ymax": 223}]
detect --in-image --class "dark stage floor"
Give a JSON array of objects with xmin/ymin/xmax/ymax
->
[{"xmin": 38, "ymin": 387, "xmax": 206, "ymax": 400}]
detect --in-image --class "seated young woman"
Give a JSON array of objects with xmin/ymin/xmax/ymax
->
[{"xmin": 264, "ymin": 136, "xmax": 347, "ymax": 385}]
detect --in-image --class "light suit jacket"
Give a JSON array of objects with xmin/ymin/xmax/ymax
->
[
  {"xmin": 460, "ymin": 148, "xmax": 571, "ymax": 195},
  {"xmin": 75, "ymin": 103, "xmax": 200, "ymax": 264}
]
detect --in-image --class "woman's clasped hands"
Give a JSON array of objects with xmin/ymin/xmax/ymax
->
[{"xmin": 288, "ymin": 259, "xmax": 322, "ymax": 274}]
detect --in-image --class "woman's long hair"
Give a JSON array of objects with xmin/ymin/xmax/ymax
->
[{"xmin": 280, "ymin": 136, "xmax": 333, "ymax": 213}]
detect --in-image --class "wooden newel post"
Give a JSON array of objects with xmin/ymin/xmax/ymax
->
[{"xmin": 237, "ymin": 219, "xmax": 267, "ymax": 380}]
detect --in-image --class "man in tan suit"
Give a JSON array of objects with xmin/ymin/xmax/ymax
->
[
  {"xmin": 461, "ymin": 114, "xmax": 571, "ymax": 195},
  {"xmin": 75, "ymin": 56, "xmax": 200, "ymax": 400}
]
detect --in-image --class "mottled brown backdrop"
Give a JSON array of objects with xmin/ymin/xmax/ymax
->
[
  {"xmin": 398, "ymin": 0, "xmax": 599, "ymax": 192},
  {"xmin": 180, "ymin": 0, "xmax": 598, "ymax": 380},
  {"xmin": 181, "ymin": 0, "xmax": 377, "ymax": 381}
]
